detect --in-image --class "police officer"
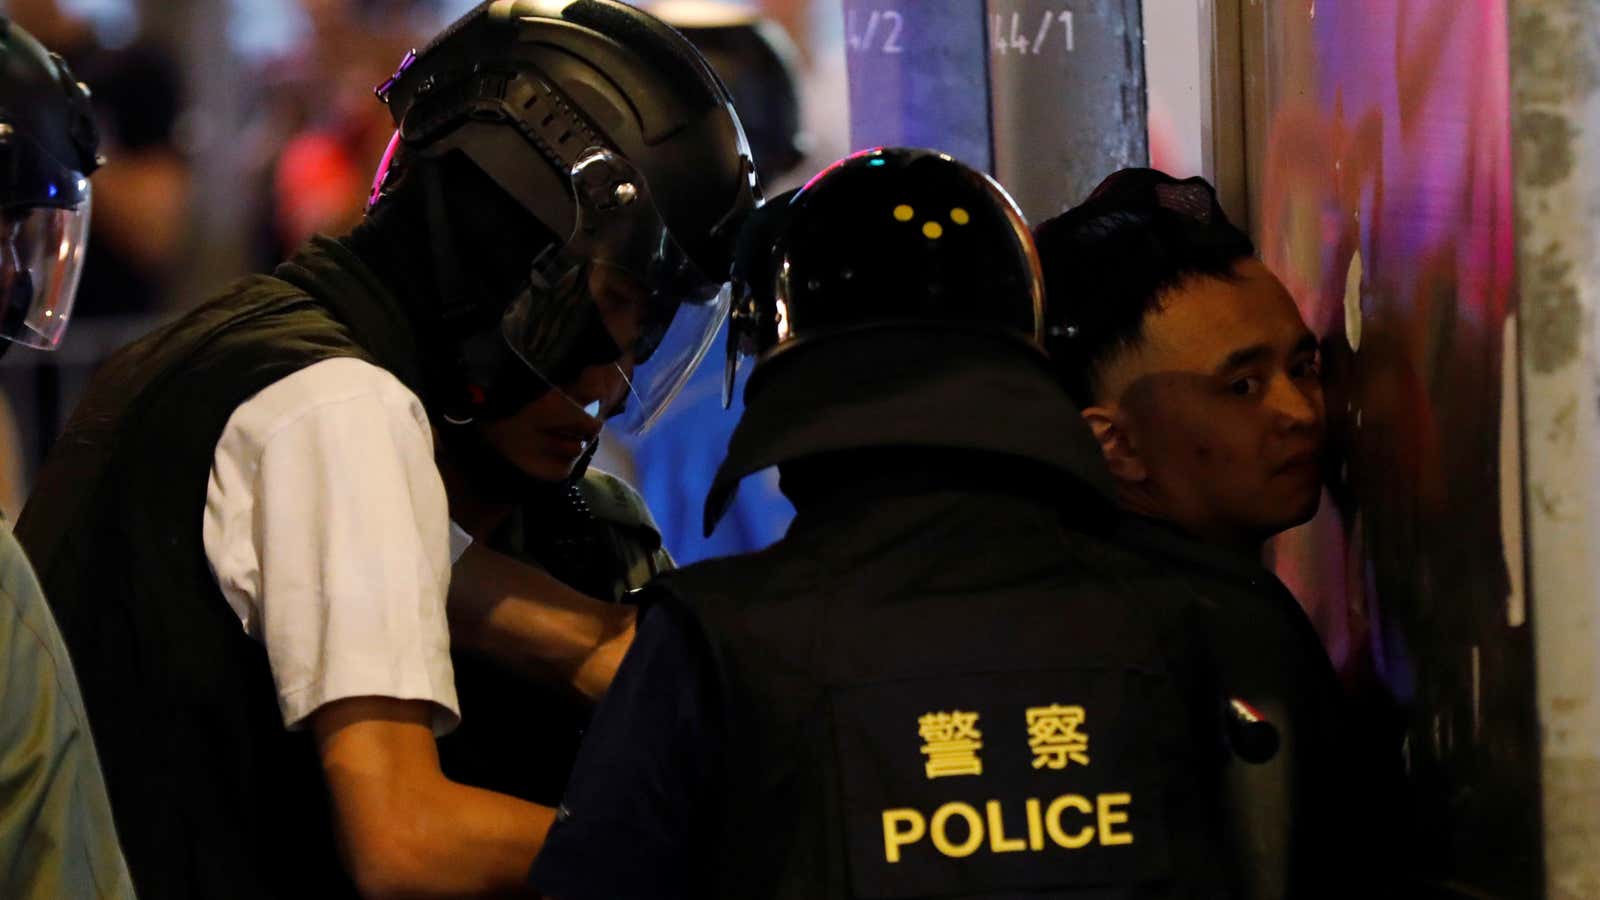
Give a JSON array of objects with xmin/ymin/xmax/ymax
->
[
  {"xmin": 529, "ymin": 148, "xmax": 1236, "ymax": 899},
  {"xmin": 16, "ymin": 1, "xmax": 756, "ymax": 896},
  {"xmin": 0, "ymin": 17, "xmax": 135, "ymax": 899},
  {"xmin": 439, "ymin": 0, "xmax": 815, "ymax": 807}
]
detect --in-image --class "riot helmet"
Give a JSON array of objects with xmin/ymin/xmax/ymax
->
[
  {"xmin": 704, "ymin": 148, "xmax": 1097, "ymax": 534},
  {"xmin": 372, "ymin": 0, "xmax": 760, "ymax": 433},
  {"xmin": 724, "ymin": 147, "xmax": 1043, "ymax": 405},
  {"xmin": 0, "ymin": 16, "xmax": 100, "ymax": 357}
]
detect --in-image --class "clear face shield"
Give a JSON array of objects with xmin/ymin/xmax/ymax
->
[
  {"xmin": 0, "ymin": 178, "xmax": 90, "ymax": 352},
  {"xmin": 500, "ymin": 148, "xmax": 737, "ymax": 434}
]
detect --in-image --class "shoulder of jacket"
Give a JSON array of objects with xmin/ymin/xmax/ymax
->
[{"xmin": 579, "ymin": 468, "xmax": 662, "ymax": 536}]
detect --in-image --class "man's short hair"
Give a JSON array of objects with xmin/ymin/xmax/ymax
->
[{"xmin": 1034, "ymin": 169, "xmax": 1256, "ymax": 407}]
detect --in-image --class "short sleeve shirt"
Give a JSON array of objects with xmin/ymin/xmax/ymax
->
[{"xmin": 202, "ymin": 356, "xmax": 465, "ymax": 733}]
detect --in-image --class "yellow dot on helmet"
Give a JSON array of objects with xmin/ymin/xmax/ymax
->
[
  {"xmin": 923, "ymin": 221, "xmax": 944, "ymax": 239},
  {"xmin": 950, "ymin": 208, "xmax": 971, "ymax": 225},
  {"xmin": 894, "ymin": 204, "xmax": 915, "ymax": 222}
]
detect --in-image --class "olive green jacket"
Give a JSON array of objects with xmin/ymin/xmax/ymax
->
[
  {"xmin": 437, "ymin": 466, "xmax": 673, "ymax": 806},
  {"xmin": 487, "ymin": 468, "xmax": 673, "ymax": 600},
  {"xmin": 577, "ymin": 468, "xmax": 674, "ymax": 594},
  {"xmin": 0, "ymin": 525, "xmax": 135, "ymax": 898}
]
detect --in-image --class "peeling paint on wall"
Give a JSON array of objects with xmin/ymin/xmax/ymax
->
[
  {"xmin": 1515, "ymin": 109, "xmax": 1578, "ymax": 188},
  {"xmin": 1510, "ymin": 9, "xmax": 1600, "ymax": 106},
  {"xmin": 1525, "ymin": 241, "xmax": 1583, "ymax": 373},
  {"xmin": 1545, "ymin": 759, "xmax": 1600, "ymax": 900}
]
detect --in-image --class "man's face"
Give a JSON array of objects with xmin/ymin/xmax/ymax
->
[
  {"xmin": 1086, "ymin": 258, "xmax": 1325, "ymax": 548},
  {"xmin": 479, "ymin": 360, "xmax": 628, "ymax": 482},
  {"xmin": 479, "ymin": 265, "xmax": 645, "ymax": 483},
  {"xmin": 587, "ymin": 263, "xmax": 650, "ymax": 364}
]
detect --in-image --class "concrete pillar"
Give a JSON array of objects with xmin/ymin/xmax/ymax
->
[
  {"xmin": 1508, "ymin": 2, "xmax": 1600, "ymax": 896},
  {"xmin": 839, "ymin": 0, "xmax": 1146, "ymax": 223}
]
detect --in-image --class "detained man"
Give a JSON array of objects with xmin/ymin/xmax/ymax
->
[{"xmin": 1035, "ymin": 168, "xmax": 1397, "ymax": 899}]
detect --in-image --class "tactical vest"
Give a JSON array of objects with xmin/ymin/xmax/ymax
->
[
  {"xmin": 658, "ymin": 469, "xmax": 1236, "ymax": 900},
  {"xmin": 16, "ymin": 237, "xmax": 422, "ymax": 899},
  {"xmin": 640, "ymin": 328, "xmax": 1241, "ymax": 898}
]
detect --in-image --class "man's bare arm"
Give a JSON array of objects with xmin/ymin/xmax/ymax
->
[
  {"xmin": 447, "ymin": 543, "xmax": 636, "ymax": 701},
  {"xmin": 313, "ymin": 696, "xmax": 556, "ymax": 899}
]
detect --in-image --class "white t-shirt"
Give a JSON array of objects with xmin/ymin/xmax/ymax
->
[{"xmin": 203, "ymin": 357, "xmax": 471, "ymax": 734}]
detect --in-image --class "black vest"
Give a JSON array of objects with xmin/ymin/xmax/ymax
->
[
  {"xmin": 657, "ymin": 332, "xmax": 1238, "ymax": 899},
  {"xmin": 16, "ymin": 237, "xmax": 423, "ymax": 899},
  {"xmin": 1113, "ymin": 516, "xmax": 1395, "ymax": 899}
]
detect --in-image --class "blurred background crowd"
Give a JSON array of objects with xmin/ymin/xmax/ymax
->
[{"xmin": 0, "ymin": 0, "xmax": 851, "ymax": 524}]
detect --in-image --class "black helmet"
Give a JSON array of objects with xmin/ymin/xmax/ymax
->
[
  {"xmin": 648, "ymin": 1, "xmax": 806, "ymax": 184},
  {"xmin": 723, "ymin": 146, "xmax": 1043, "ymax": 405},
  {"xmin": 0, "ymin": 16, "xmax": 100, "ymax": 356},
  {"xmin": 703, "ymin": 149, "xmax": 1107, "ymax": 535},
  {"xmin": 373, "ymin": 0, "xmax": 760, "ymax": 433}
]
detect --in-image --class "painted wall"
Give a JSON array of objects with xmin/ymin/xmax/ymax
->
[{"xmin": 1247, "ymin": 2, "xmax": 1541, "ymax": 894}]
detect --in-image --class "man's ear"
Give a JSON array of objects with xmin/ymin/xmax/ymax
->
[{"xmin": 1081, "ymin": 405, "xmax": 1148, "ymax": 484}]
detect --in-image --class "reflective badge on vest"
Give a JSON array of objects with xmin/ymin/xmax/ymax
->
[{"xmin": 832, "ymin": 667, "xmax": 1172, "ymax": 898}]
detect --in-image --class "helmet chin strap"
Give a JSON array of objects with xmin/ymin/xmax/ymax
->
[{"xmin": 569, "ymin": 430, "xmax": 603, "ymax": 481}]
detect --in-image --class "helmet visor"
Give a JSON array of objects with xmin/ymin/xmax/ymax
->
[
  {"xmin": 501, "ymin": 148, "xmax": 733, "ymax": 434},
  {"xmin": 0, "ymin": 184, "xmax": 90, "ymax": 351}
]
